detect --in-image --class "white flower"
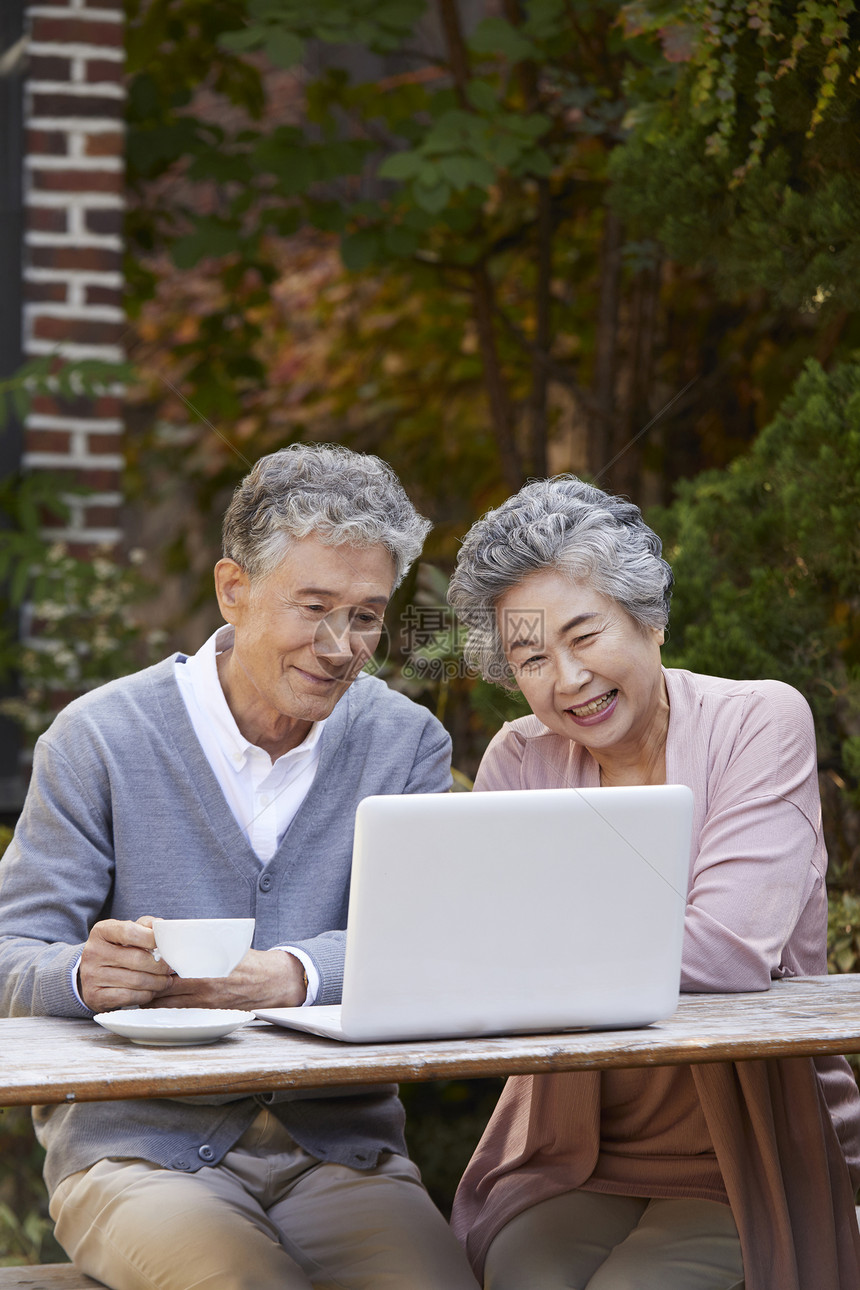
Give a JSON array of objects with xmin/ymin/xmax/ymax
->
[{"xmin": 34, "ymin": 602, "xmax": 66, "ymax": 622}]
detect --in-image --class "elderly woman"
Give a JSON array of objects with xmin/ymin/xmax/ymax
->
[{"xmin": 447, "ymin": 476, "xmax": 860, "ymax": 1290}]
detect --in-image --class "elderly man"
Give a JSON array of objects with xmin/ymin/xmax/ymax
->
[{"xmin": 0, "ymin": 444, "xmax": 478, "ymax": 1290}]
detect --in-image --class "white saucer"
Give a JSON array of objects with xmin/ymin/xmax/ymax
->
[{"xmin": 93, "ymin": 1008, "xmax": 255, "ymax": 1046}]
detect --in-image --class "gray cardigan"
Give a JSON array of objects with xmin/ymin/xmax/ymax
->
[{"xmin": 0, "ymin": 655, "xmax": 452, "ymax": 1192}]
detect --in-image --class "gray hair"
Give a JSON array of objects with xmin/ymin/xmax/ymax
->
[
  {"xmin": 222, "ymin": 443, "xmax": 431, "ymax": 587},
  {"xmin": 447, "ymin": 475, "xmax": 673, "ymax": 689}
]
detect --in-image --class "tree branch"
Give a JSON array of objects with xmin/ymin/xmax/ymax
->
[
  {"xmin": 495, "ymin": 307, "xmax": 610, "ymax": 427},
  {"xmin": 502, "ymin": 0, "xmax": 552, "ymax": 476},
  {"xmin": 591, "ymin": 206, "xmax": 623, "ymax": 475},
  {"xmin": 435, "ymin": 0, "xmax": 523, "ymax": 489},
  {"xmin": 471, "ymin": 266, "xmax": 525, "ymax": 490},
  {"xmin": 435, "ymin": 0, "xmax": 472, "ymax": 108}
]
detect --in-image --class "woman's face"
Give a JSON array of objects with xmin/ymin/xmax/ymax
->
[{"xmin": 496, "ymin": 569, "xmax": 667, "ymax": 764}]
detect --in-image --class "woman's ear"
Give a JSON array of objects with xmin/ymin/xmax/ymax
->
[{"xmin": 214, "ymin": 559, "xmax": 249, "ymax": 624}]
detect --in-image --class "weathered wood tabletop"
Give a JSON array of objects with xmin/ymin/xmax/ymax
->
[{"xmin": 3, "ymin": 974, "xmax": 860, "ymax": 1107}]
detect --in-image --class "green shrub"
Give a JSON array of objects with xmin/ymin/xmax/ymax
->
[
  {"xmin": 829, "ymin": 891, "xmax": 860, "ymax": 976},
  {"xmin": 657, "ymin": 358, "xmax": 860, "ymax": 889},
  {"xmin": 0, "ymin": 1108, "xmax": 66, "ymax": 1267}
]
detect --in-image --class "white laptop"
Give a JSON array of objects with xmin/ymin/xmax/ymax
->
[{"xmin": 256, "ymin": 784, "xmax": 693, "ymax": 1043}]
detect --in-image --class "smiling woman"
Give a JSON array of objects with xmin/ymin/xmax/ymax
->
[
  {"xmin": 496, "ymin": 575, "xmax": 667, "ymax": 787},
  {"xmin": 446, "ymin": 476, "xmax": 860, "ymax": 1290}
]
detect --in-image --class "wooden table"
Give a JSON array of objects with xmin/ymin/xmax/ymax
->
[{"xmin": 3, "ymin": 974, "xmax": 860, "ymax": 1107}]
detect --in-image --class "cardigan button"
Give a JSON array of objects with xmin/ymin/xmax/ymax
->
[
  {"xmin": 198, "ymin": 1144, "xmax": 215, "ymax": 1162},
  {"xmin": 259, "ymin": 874, "xmax": 273, "ymax": 892},
  {"xmin": 172, "ymin": 1158, "xmax": 191, "ymax": 1171}
]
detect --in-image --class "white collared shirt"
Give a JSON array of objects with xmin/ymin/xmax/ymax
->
[
  {"xmin": 172, "ymin": 624, "xmax": 323, "ymax": 1002},
  {"xmin": 174, "ymin": 624, "xmax": 326, "ymax": 862}
]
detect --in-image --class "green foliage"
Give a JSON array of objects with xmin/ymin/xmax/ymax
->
[
  {"xmin": 124, "ymin": 0, "xmax": 677, "ymax": 498},
  {"xmin": 612, "ymin": 1, "xmax": 860, "ymax": 310},
  {"xmin": 0, "ymin": 540, "xmax": 165, "ymax": 742},
  {"xmin": 827, "ymin": 888, "xmax": 860, "ymax": 1079},
  {"xmin": 193, "ymin": 0, "xmax": 605, "ymax": 254},
  {"xmin": 829, "ymin": 889, "xmax": 860, "ymax": 974},
  {"xmin": 0, "ymin": 472, "xmax": 79, "ymax": 608},
  {"xmin": 375, "ymin": 95, "xmax": 553, "ymax": 218},
  {"xmin": 0, "ymin": 459, "xmax": 165, "ymax": 743},
  {"xmin": 218, "ymin": 0, "xmax": 426, "ymax": 65},
  {"xmin": 0, "ymin": 356, "xmax": 134, "ymax": 431},
  {"xmin": 121, "ymin": 0, "xmax": 855, "ymax": 572},
  {"xmin": 621, "ymin": 0, "xmax": 858, "ymax": 175},
  {"xmin": 657, "ymin": 358, "xmax": 860, "ymax": 884},
  {"xmin": 0, "ymin": 1108, "xmax": 66, "ymax": 1267},
  {"xmin": 117, "ymin": 0, "xmax": 860, "ymax": 787},
  {"xmin": 0, "ymin": 358, "xmax": 150, "ymax": 746}
]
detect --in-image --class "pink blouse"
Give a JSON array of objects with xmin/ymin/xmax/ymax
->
[{"xmin": 451, "ymin": 669, "xmax": 860, "ymax": 1288}]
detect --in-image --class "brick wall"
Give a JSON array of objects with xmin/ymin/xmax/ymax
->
[{"xmin": 23, "ymin": 0, "xmax": 125, "ymax": 549}]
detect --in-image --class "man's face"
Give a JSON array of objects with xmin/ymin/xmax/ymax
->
[{"xmin": 215, "ymin": 535, "xmax": 396, "ymax": 749}]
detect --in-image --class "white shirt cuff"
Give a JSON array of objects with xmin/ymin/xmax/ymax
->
[
  {"xmin": 71, "ymin": 953, "xmax": 86, "ymax": 1008},
  {"xmin": 273, "ymin": 946, "xmax": 319, "ymax": 1006}
]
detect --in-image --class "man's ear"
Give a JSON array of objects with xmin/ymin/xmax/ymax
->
[{"xmin": 214, "ymin": 559, "xmax": 249, "ymax": 625}]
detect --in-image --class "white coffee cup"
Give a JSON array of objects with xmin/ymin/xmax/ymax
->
[{"xmin": 152, "ymin": 918, "xmax": 255, "ymax": 979}]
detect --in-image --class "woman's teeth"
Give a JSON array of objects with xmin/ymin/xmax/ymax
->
[{"xmin": 571, "ymin": 689, "xmax": 617, "ymax": 717}]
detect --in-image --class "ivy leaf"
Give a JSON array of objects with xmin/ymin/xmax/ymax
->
[
  {"xmin": 413, "ymin": 159, "xmax": 441, "ymax": 187},
  {"xmin": 317, "ymin": 139, "xmax": 370, "ymax": 179},
  {"xmin": 469, "ymin": 17, "xmax": 538, "ymax": 63},
  {"xmin": 516, "ymin": 147, "xmax": 554, "ymax": 177},
  {"xmin": 426, "ymin": 113, "xmax": 483, "ymax": 158},
  {"xmin": 264, "ymin": 29, "xmax": 306, "ymax": 68},
  {"xmin": 12, "ymin": 385, "xmax": 29, "ymax": 422},
  {"xmin": 484, "ymin": 132, "xmax": 523, "ymax": 168},
  {"xmin": 658, "ymin": 22, "xmax": 696, "ymax": 64},
  {"xmin": 467, "ymin": 80, "xmax": 497, "ymax": 113},
  {"xmin": 254, "ymin": 138, "xmax": 318, "ymax": 194},
  {"xmin": 309, "ymin": 201, "xmax": 348, "ymax": 233},
  {"xmin": 171, "ymin": 221, "xmax": 241, "ymax": 268},
  {"xmin": 10, "ymin": 558, "xmax": 31, "ymax": 606},
  {"xmin": 518, "ymin": 112, "xmax": 552, "ymax": 140},
  {"xmin": 378, "ymin": 150, "xmax": 423, "ymax": 181},
  {"xmin": 128, "ymin": 120, "xmax": 205, "ymax": 176},
  {"xmin": 187, "ymin": 152, "xmax": 252, "ymax": 184},
  {"xmin": 218, "ymin": 27, "xmax": 263, "ymax": 54},
  {"xmin": 437, "ymin": 153, "xmax": 496, "ymax": 190},
  {"xmin": 260, "ymin": 205, "xmax": 303, "ymax": 237},
  {"xmin": 413, "ymin": 180, "xmax": 451, "ymax": 213},
  {"xmin": 341, "ymin": 228, "xmax": 381, "ymax": 270},
  {"xmin": 384, "ymin": 224, "xmax": 420, "ymax": 257}
]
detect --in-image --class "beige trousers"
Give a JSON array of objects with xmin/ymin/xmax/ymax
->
[
  {"xmin": 483, "ymin": 1191, "xmax": 744, "ymax": 1290},
  {"xmin": 49, "ymin": 1109, "xmax": 479, "ymax": 1290}
]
